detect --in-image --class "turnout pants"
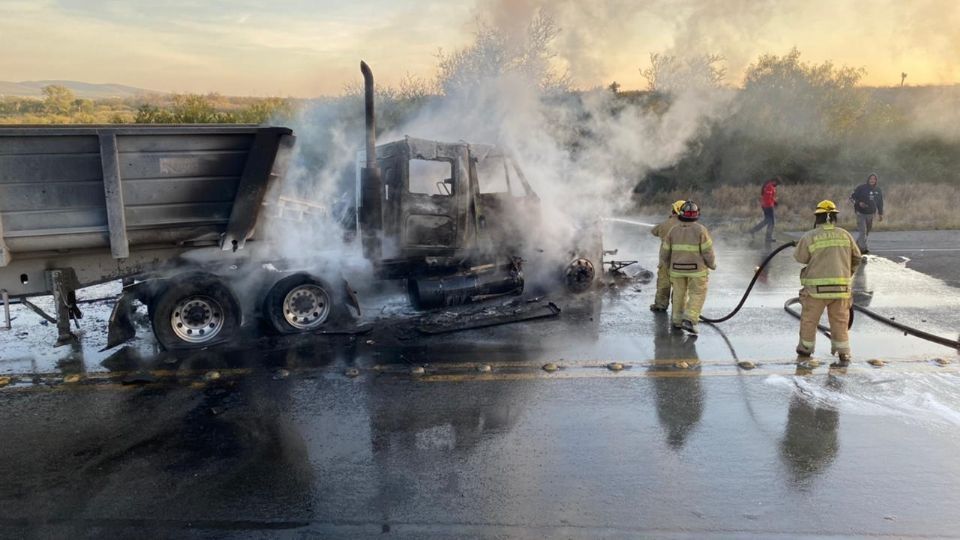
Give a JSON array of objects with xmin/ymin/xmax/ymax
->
[
  {"xmin": 653, "ymin": 264, "xmax": 671, "ymax": 309},
  {"xmin": 670, "ymin": 276, "xmax": 708, "ymax": 326},
  {"xmin": 797, "ymin": 291, "xmax": 852, "ymax": 355}
]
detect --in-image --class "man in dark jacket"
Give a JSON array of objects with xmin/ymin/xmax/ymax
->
[
  {"xmin": 748, "ymin": 176, "xmax": 780, "ymax": 242},
  {"xmin": 849, "ymin": 173, "xmax": 884, "ymax": 253}
]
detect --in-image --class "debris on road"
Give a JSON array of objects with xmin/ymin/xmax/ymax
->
[{"xmin": 416, "ymin": 299, "xmax": 561, "ymax": 335}]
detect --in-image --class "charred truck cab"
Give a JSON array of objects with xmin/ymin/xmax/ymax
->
[
  {"xmin": 357, "ymin": 137, "xmax": 539, "ymax": 309},
  {"xmin": 356, "ymin": 62, "xmax": 600, "ymax": 310}
]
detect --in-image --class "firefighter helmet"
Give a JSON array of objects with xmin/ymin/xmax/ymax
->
[
  {"xmin": 814, "ymin": 200, "xmax": 838, "ymax": 214},
  {"xmin": 671, "ymin": 200, "xmax": 686, "ymax": 215},
  {"xmin": 678, "ymin": 201, "xmax": 700, "ymax": 221}
]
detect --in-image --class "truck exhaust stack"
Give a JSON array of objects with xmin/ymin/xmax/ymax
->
[{"xmin": 359, "ymin": 61, "xmax": 383, "ymax": 260}]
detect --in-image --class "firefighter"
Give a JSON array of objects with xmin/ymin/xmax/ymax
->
[
  {"xmin": 660, "ymin": 201, "xmax": 716, "ymax": 335},
  {"xmin": 650, "ymin": 200, "xmax": 686, "ymax": 312},
  {"xmin": 794, "ymin": 200, "xmax": 862, "ymax": 366}
]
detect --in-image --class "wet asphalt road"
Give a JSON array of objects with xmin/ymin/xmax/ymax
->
[
  {"xmin": 854, "ymin": 230, "xmax": 960, "ymax": 288},
  {"xmin": 1, "ymin": 222, "xmax": 960, "ymax": 538}
]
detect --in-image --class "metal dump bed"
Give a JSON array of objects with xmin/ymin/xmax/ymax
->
[{"xmin": 0, "ymin": 125, "xmax": 294, "ymax": 298}]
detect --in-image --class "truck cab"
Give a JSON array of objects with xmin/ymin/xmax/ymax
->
[{"xmin": 359, "ymin": 137, "xmax": 540, "ymax": 279}]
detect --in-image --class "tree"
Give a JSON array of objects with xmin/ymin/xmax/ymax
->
[
  {"xmin": 435, "ymin": 10, "xmax": 570, "ymax": 96},
  {"xmin": 42, "ymin": 84, "xmax": 75, "ymax": 115},
  {"xmin": 640, "ymin": 52, "xmax": 726, "ymax": 93},
  {"xmin": 737, "ymin": 48, "xmax": 867, "ymax": 139}
]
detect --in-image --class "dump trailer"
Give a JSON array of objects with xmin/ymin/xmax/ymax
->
[{"xmin": 0, "ymin": 125, "xmax": 309, "ymax": 348}]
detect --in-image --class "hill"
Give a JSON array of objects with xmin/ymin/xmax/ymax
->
[{"xmin": 0, "ymin": 80, "xmax": 159, "ymax": 99}]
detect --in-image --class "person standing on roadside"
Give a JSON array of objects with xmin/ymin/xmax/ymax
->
[
  {"xmin": 661, "ymin": 201, "xmax": 716, "ymax": 335},
  {"xmin": 748, "ymin": 176, "xmax": 781, "ymax": 242},
  {"xmin": 650, "ymin": 200, "xmax": 686, "ymax": 312},
  {"xmin": 794, "ymin": 200, "xmax": 861, "ymax": 367},
  {"xmin": 849, "ymin": 173, "xmax": 884, "ymax": 253}
]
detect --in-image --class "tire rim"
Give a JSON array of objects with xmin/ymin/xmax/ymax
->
[
  {"xmin": 170, "ymin": 296, "xmax": 224, "ymax": 343},
  {"xmin": 282, "ymin": 284, "xmax": 331, "ymax": 330},
  {"xmin": 564, "ymin": 258, "xmax": 596, "ymax": 293}
]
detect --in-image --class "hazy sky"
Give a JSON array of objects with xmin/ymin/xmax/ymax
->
[{"xmin": 2, "ymin": 0, "xmax": 958, "ymax": 96}]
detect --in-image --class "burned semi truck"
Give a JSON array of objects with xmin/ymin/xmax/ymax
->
[{"xmin": 0, "ymin": 62, "xmax": 602, "ymax": 350}]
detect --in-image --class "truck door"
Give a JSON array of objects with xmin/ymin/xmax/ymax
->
[{"xmin": 400, "ymin": 144, "xmax": 467, "ymax": 255}]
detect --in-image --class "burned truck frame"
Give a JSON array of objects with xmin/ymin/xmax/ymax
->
[
  {"xmin": 0, "ymin": 62, "xmax": 602, "ymax": 351},
  {"xmin": 356, "ymin": 62, "xmax": 600, "ymax": 309}
]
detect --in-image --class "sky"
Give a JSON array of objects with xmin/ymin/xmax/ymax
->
[{"xmin": 1, "ymin": 0, "xmax": 958, "ymax": 96}]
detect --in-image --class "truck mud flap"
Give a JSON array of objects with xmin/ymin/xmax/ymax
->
[
  {"xmin": 103, "ymin": 293, "xmax": 137, "ymax": 351},
  {"xmin": 416, "ymin": 301, "xmax": 560, "ymax": 335},
  {"xmin": 101, "ymin": 283, "xmax": 152, "ymax": 351}
]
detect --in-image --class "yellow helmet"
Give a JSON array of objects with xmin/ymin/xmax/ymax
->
[
  {"xmin": 814, "ymin": 200, "xmax": 838, "ymax": 214},
  {"xmin": 671, "ymin": 200, "xmax": 686, "ymax": 215}
]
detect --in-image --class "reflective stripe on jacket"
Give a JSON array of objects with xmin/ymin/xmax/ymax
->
[
  {"xmin": 661, "ymin": 222, "xmax": 717, "ymax": 278},
  {"xmin": 794, "ymin": 223, "xmax": 861, "ymax": 299}
]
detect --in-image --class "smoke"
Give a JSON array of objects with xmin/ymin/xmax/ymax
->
[
  {"xmin": 252, "ymin": 3, "xmax": 736, "ymax": 296},
  {"xmin": 258, "ymin": 97, "xmax": 373, "ymax": 284},
  {"xmin": 380, "ymin": 7, "xmax": 733, "ymax": 287},
  {"xmin": 257, "ymin": 0, "xmax": 960, "ymax": 298}
]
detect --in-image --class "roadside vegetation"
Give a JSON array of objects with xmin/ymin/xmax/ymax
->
[
  {"xmin": 0, "ymin": 86, "xmax": 297, "ymax": 124},
  {"xmin": 639, "ymin": 182, "xmax": 960, "ymax": 232},
  {"xmin": 2, "ymin": 11, "xmax": 958, "ymax": 230}
]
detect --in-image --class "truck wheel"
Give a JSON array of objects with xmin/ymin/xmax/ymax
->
[
  {"xmin": 151, "ymin": 276, "xmax": 241, "ymax": 350},
  {"xmin": 564, "ymin": 257, "xmax": 596, "ymax": 293},
  {"xmin": 263, "ymin": 274, "xmax": 340, "ymax": 334}
]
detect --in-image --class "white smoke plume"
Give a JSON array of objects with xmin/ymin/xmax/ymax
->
[{"xmin": 255, "ymin": 3, "xmax": 736, "ymax": 294}]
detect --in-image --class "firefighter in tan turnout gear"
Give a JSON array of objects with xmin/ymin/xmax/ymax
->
[
  {"xmin": 660, "ymin": 201, "xmax": 716, "ymax": 335},
  {"xmin": 794, "ymin": 200, "xmax": 862, "ymax": 366},
  {"xmin": 650, "ymin": 199, "xmax": 686, "ymax": 312}
]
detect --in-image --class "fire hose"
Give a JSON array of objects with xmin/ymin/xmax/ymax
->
[
  {"xmin": 699, "ymin": 241, "xmax": 797, "ymax": 323},
  {"xmin": 700, "ymin": 241, "xmax": 960, "ymax": 352}
]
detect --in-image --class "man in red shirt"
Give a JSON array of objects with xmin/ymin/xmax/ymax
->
[{"xmin": 748, "ymin": 176, "xmax": 781, "ymax": 242}]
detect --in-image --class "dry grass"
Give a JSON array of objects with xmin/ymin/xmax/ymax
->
[{"xmin": 634, "ymin": 183, "xmax": 960, "ymax": 232}]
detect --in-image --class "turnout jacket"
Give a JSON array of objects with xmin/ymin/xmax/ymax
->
[
  {"xmin": 660, "ymin": 221, "xmax": 717, "ymax": 278},
  {"xmin": 651, "ymin": 214, "xmax": 680, "ymax": 241},
  {"xmin": 794, "ymin": 223, "xmax": 861, "ymax": 299}
]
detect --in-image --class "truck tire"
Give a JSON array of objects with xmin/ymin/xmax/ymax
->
[
  {"xmin": 150, "ymin": 275, "xmax": 241, "ymax": 350},
  {"xmin": 263, "ymin": 274, "xmax": 342, "ymax": 334}
]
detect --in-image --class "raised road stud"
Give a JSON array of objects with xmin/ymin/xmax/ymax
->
[
  {"xmin": 542, "ymin": 362, "xmax": 559, "ymax": 373},
  {"xmin": 607, "ymin": 362, "xmax": 625, "ymax": 372}
]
